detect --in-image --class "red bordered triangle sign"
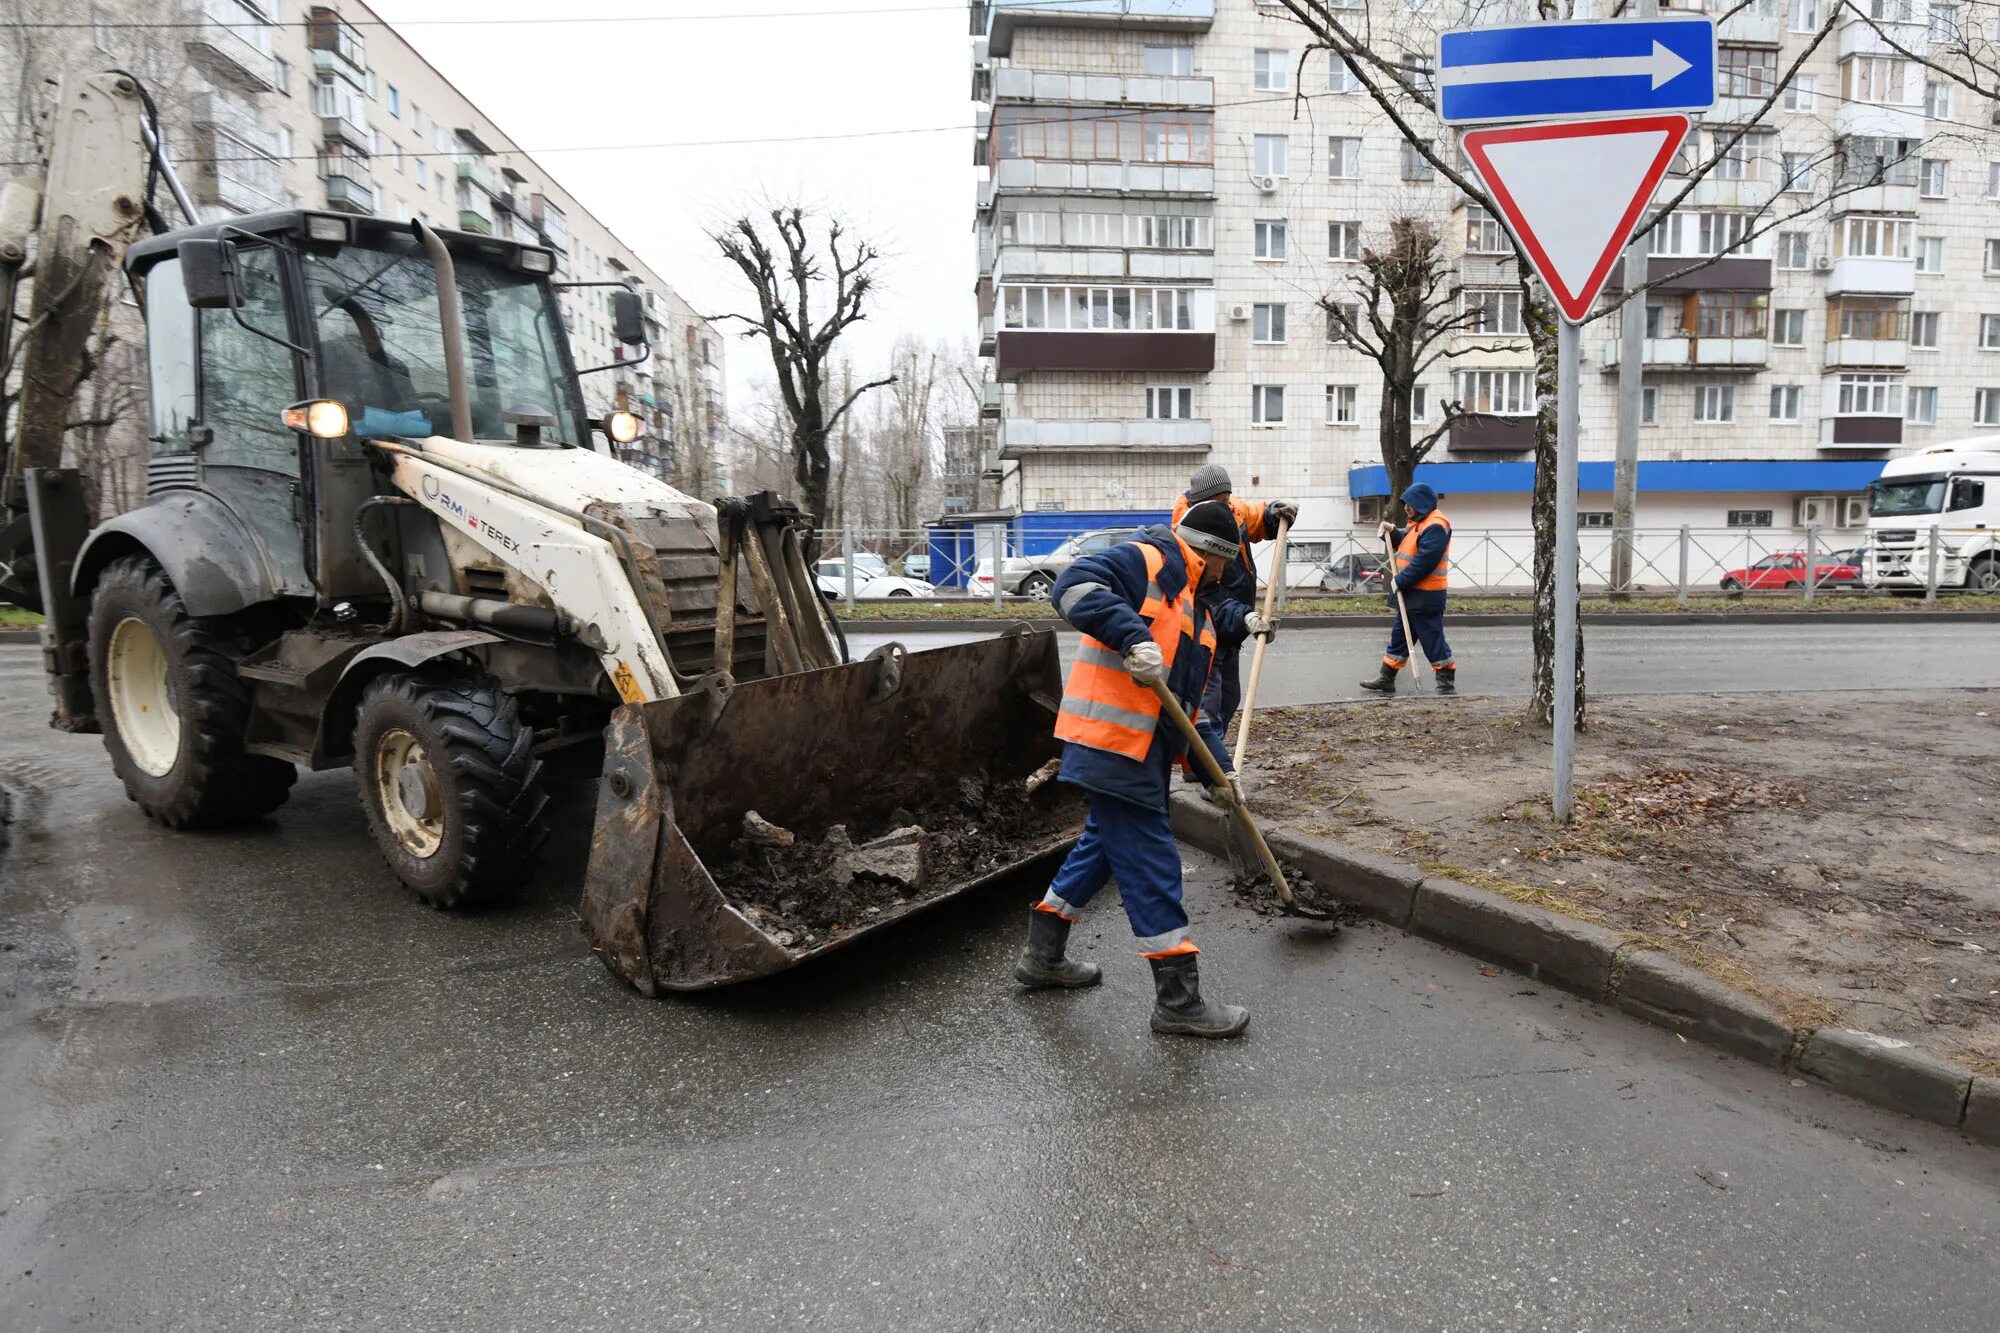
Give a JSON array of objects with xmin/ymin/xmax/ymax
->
[{"xmin": 1462, "ymin": 115, "xmax": 1692, "ymax": 324}]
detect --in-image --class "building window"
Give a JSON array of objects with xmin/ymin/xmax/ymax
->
[
  {"xmin": 1788, "ymin": 0, "xmax": 1818, "ymax": 31},
  {"xmin": 1727, "ymin": 510, "xmax": 1775, "ymax": 528},
  {"xmin": 1782, "ymin": 152, "xmax": 1814, "ymax": 192},
  {"xmin": 1772, "ymin": 308, "xmax": 1806, "ymax": 345},
  {"xmin": 1977, "ymin": 389, "xmax": 2000, "ymax": 426},
  {"xmin": 1694, "ymin": 382, "xmax": 1736, "ymax": 422},
  {"xmin": 1916, "ymin": 235, "xmax": 1946, "ymax": 273},
  {"xmin": 1911, "ymin": 311, "xmax": 1940, "ymax": 348},
  {"xmin": 1325, "ymin": 384, "xmax": 1358, "ymax": 425},
  {"xmin": 1456, "ymin": 369, "xmax": 1534, "ymax": 415},
  {"xmin": 1832, "ymin": 296, "xmax": 1906, "ymax": 340},
  {"xmin": 1145, "ymin": 386, "xmax": 1193, "ymax": 419},
  {"xmin": 413, "ymin": 104, "xmax": 423, "ymax": 135},
  {"xmin": 1328, "ymin": 54, "xmax": 1360, "ymax": 94},
  {"xmin": 388, "ymin": 85, "xmax": 401, "ymax": 117},
  {"xmin": 1253, "ymin": 219, "xmax": 1288, "ymax": 261},
  {"xmin": 1142, "ymin": 45, "xmax": 1192, "ymax": 76},
  {"xmin": 1920, "ymin": 160, "xmax": 1948, "ymax": 197},
  {"xmin": 1837, "ymin": 373, "xmax": 1903, "ymax": 414},
  {"xmin": 1326, "ymin": 302, "xmax": 1364, "ymax": 344},
  {"xmin": 1783, "ymin": 74, "xmax": 1818, "ymax": 112},
  {"xmin": 1640, "ymin": 384, "xmax": 1659, "ymax": 425},
  {"xmin": 1327, "ymin": 136, "xmax": 1362, "ymax": 179},
  {"xmin": 1987, "ymin": 239, "xmax": 2000, "ymax": 274},
  {"xmin": 1769, "ymin": 385, "xmax": 1803, "ymax": 422},
  {"xmin": 1400, "ymin": 141, "xmax": 1435, "ymax": 182},
  {"xmin": 416, "ymin": 159, "xmax": 429, "ymax": 188},
  {"xmin": 1252, "ymin": 303, "xmax": 1287, "ymax": 343},
  {"xmin": 1253, "ymin": 135, "xmax": 1288, "ymax": 177},
  {"xmin": 993, "ymin": 107, "xmax": 1213, "ymax": 165},
  {"xmin": 998, "ymin": 284, "xmax": 1199, "ymax": 331},
  {"xmin": 1464, "ymin": 206, "xmax": 1510, "ymax": 255},
  {"xmin": 1836, "ymin": 215, "xmax": 1912, "ymax": 260},
  {"xmin": 1693, "ymin": 292, "xmax": 1768, "ymax": 338},
  {"xmin": 1719, "ymin": 45, "xmax": 1778, "ymax": 98},
  {"xmin": 1925, "ymin": 81, "xmax": 1952, "ymax": 118},
  {"xmin": 1990, "ymin": 162, "xmax": 2000, "ymax": 198},
  {"xmin": 274, "ymin": 57, "xmax": 291, "ymax": 95},
  {"xmin": 1982, "ymin": 314, "xmax": 2000, "ymax": 349},
  {"xmin": 92, "ymin": 7, "xmax": 114, "ymax": 52},
  {"xmin": 1412, "ymin": 386, "xmax": 1430, "ymax": 421},
  {"xmin": 1252, "ymin": 385, "xmax": 1286, "ymax": 424},
  {"xmin": 1930, "ymin": 2, "xmax": 1961, "ymax": 39},
  {"xmin": 1579, "ymin": 512, "xmax": 1615, "ymax": 529},
  {"xmin": 1329, "ymin": 220, "xmax": 1361, "ymax": 260},
  {"xmin": 1464, "ymin": 289, "xmax": 1524, "ymax": 335},
  {"xmin": 1776, "ymin": 231, "xmax": 1810, "ymax": 269},
  {"xmin": 1906, "ymin": 386, "xmax": 1939, "ymax": 423},
  {"xmin": 1843, "ymin": 56, "xmax": 1913, "ymax": 106},
  {"xmin": 1254, "ymin": 49, "xmax": 1290, "ymax": 92}
]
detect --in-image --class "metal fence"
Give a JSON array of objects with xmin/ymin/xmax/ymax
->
[{"xmin": 810, "ymin": 524, "xmax": 1978, "ymax": 608}]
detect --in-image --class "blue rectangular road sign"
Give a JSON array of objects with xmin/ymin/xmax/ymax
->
[{"xmin": 1436, "ymin": 17, "xmax": 1717, "ymax": 126}]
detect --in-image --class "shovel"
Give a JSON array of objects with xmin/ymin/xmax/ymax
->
[
  {"xmin": 1148, "ymin": 678, "xmax": 1334, "ymax": 922},
  {"xmin": 1230, "ymin": 515, "xmax": 1289, "ymax": 775},
  {"xmin": 1384, "ymin": 532, "xmax": 1426, "ymax": 695}
]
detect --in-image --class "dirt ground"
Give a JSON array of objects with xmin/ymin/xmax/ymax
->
[{"xmin": 1245, "ymin": 690, "xmax": 2000, "ymax": 1073}]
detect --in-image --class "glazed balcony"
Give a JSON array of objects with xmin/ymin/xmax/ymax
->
[
  {"xmin": 183, "ymin": 0, "xmax": 276, "ymax": 93},
  {"xmin": 977, "ymin": 0, "xmax": 1214, "ymax": 58},
  {"xmin": 998, "ymin": 417, "xmax": 1211, "ymax": 456},
  {"xmin": 990, "ymin": 67, "xmax": 1214, "ymax": 110},
  {"xmin": 989, "ymin": 157, "xmax": 1214, "ymax": 198}
]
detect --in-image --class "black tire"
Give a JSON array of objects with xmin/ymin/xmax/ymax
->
[
  {"xmin": 352, "ymin": 671, "xmax": 547, "ymax": 909},
  {"xmin": 1969, "ymin": 557, "xmax": 2000, "ymax": 593},
  {"xmin": 86, "ymin": 555, "xmax": 295, "ymax": 829},
  {"xmin": 888, "ymin": 588, "xmax": 914, "ymax": 598},
  {"xmin": 1019, "ymin": 572, "xmax": 1054, "ymax": 600},
  {"xmin": 1720, "ymin": 578, "xmax": 1742, "ymax": 591}
]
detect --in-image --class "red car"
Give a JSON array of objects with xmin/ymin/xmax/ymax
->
[{"xmin": 1719, "ymin": 552, "xmax": 1861, "ymax": 591}]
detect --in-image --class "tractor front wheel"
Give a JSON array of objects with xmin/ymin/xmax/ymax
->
[
  {"xmin": 353, "ymin": 671, "xmax": 547, "ymax": 910},
  {"xmin": 87, "ymin": 555, "xmax": 295, "ymax": 828}
]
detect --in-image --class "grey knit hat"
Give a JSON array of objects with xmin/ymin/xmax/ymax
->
[
  {"xmin": 1176, "ymin": 499, "xmax": 1242, "ymax": 560},
  {"xmin": 1186, "ymin": 463, "xmax": 1233, "ymax": 503}
]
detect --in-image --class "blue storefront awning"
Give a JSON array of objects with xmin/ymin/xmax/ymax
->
[{"xmin": 1347, "ymin": 458, "xmax": 1890, "ymax": 498}]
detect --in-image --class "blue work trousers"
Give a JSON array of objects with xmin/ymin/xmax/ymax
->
[
  {"xmin": 1039, "ymin": 791, "xmax": 1192, "ymax": 954},
  {"xmin": 1386, "ymin": 605, "xmax": 1453, "ymax": 672},
  {"xmin": 1191, "ymin": 643, "xmax": 1241, "ymax": 777}
]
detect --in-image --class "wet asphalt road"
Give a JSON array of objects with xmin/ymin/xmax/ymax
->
[
  {"xmin": 2, "ymin": 639, "xmax": 1998, "ymax": 1330},
  {"xmin": 848, "ymin": 618, "xmax": 2000, "ymax": 700}
]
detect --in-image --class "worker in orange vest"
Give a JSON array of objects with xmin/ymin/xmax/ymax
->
[
  {"xmin": 1361, "ymin": 483, "xmax": 1456, "ymax": 695},
  {"xmin": 1013, "ymin": 499, "xmax": 1254, "ymax": 1038}
]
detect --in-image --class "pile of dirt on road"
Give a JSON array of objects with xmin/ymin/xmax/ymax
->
[
  {"xmin": 709, "ymin": 774, "xmax": 1085, "ymax": 949},
  {"xmin": 1245, "ymin": 691, "xmax": 2000, "ymax": 1071}
]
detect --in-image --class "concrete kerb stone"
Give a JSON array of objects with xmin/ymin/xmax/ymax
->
[
  {"xmin": 1964, "ymin": 1077, "xmax": 2000, "ymax": 1147},
  {"xmin": 1410, "ymin": 874, "xmax": 1623, "ymax": 997},
  {"xmin": 1611, "ymin": 948, "xmax": 1796, "ymax": 1068},
  {"xmin": 1265, "ymin": 827, "xmax": 1420, "ymax": 927},
  {"xmin": 1798, "ymin": 1028, "xmax": 1977, "ymax": 1129}
]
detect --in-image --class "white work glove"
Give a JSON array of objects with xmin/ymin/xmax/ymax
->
[
  {"xmin": 1268, "ymin": 501, "xmax": 1299, "ymax": 527},
  {"xmin": 1123, "ymin": 640, "xmax": 1166, "ymax": 686},
  {"xmin": 1376, "ymin": 519, "xmax": 1395, "ymax": 541},
  {"xmin": 1244, "ymin": 611, "xmax": 1275, "ymax": 640}
]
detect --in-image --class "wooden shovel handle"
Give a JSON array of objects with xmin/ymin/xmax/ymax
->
[
  {"xmin": 1146, "ymin": 677, "xmax": 1296, "ymax": 906},
  {"xmin": 1230, "ymin": 515, "xmax": 1289, "ymax": 773}
]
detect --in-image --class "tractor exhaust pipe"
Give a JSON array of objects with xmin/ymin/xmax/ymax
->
[{"xmin": 412, "ymin": 219, "xmax": 474, "ymax": 442}]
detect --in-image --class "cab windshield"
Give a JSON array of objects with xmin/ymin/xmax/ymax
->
[
  {"xmin": 1870, "ymin": 476, "xmax": 1947, "ymax": 516},
  {"xmin": 303, "ymin": 240, "xmax": 582, "ymax": 445}
]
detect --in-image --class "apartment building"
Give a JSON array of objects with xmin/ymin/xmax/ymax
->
[
  {"xmin": 969, "ymin": 0, "xmax": 2000, "ymax": 555},
  {"xmin": 6, "ymin": 0, "xmax": 722, "ymax": 487}
]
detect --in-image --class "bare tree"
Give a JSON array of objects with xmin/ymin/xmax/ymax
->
[
  {"xmin": 710, "ymin": 205, "xmax": 894, "ymax": 541},
  {"xmin": 1322, "ymin": 216, "xmax": 1512, "ymax": 502},
  {"xmin": 879, "ymin": 338, "xmax": 941, "ymax": 534}
]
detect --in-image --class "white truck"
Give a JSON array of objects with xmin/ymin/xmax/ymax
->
[{"xmin": 1863, "ymin": 442, "xmax": 2000, "ymax": 593}]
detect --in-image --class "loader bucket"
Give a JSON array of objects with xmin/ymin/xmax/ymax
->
[{"xmin": 579, "ymin": 629, "xmax": 1085, "ymax": 992}]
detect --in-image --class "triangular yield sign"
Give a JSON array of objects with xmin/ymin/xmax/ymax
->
[{"xmin": 1462, "ymin": 115, "xmax": 1692, "ymax": 324}]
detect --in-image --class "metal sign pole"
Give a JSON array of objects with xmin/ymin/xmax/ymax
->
[{"xmin": 1553, "ymin": 318, "xmax": 1582, "ymax": 823}]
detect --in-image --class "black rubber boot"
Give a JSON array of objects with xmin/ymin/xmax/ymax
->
[
  {"xmin": 1435, "ymin": 665, "xmax": 1456, "ymax": 695},
  {"xmin": 1359, "ymin": 663, "xmax": 1398, "ymax": 694},
  {"xmin": 1148, "ymin": 954, "xmax": 1249, "ymax": 1038},
  {"xmin": 1014, "ymin": 910, "xmax": 1102, "ymax": 989}
]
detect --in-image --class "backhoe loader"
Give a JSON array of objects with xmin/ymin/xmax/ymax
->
[{"xmin": 0, "ymin": 74, "xmax": 1081, "ymax": 992}]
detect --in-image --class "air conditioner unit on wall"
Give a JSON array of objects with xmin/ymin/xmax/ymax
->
[
  {"xmin": 1813, "ymin": 255, "xmax": 1833, "ymax": 272},
  {"xmin": 1841, "ymin": 495, "xmax": 1869, "ymax": 528},
  {"xmin": 1228, "ymin": 303, "xmax": 1251, "ymax": 321},
  {"xmin": 1796, "ymin": 495, "xmax": 1835, "ymax": 528},
  {"xmin": 1354, "ymin": 496, "xmax": 1385, "ymax": 525},
  {"xmin": 1251, "ymin": 174, "xmax": 1279, "ymax": 194}
]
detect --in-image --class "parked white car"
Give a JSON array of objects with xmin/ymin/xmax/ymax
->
[{"xmin": 814, "ymin": 559, "xmax": 934, "ymax": 599}]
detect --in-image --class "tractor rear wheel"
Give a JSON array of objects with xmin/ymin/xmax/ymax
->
[
  {"xmin": 353, "ymin": 671, "xmax": 547, "ymax": 909},
  {"xmin": 87, "ymin": 555, "xmax": 296, "ymax": 828}
]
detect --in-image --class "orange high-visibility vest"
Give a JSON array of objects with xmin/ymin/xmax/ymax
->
[
  {"xmin": 1170, "ymin": 493, "xmax": 1267, "ymax": 579},
  {"xmin": 1053, "ymin": 539, "xmax": 1218, "ymax": 762},
  {"xmin": 1395, "ymin": 509, "xmax": 1451, "ymax": 592}
]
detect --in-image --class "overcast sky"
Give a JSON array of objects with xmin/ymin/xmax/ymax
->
[{"xmin": 370, "ymin": 0, "xmax": 978, "ymax": 405}]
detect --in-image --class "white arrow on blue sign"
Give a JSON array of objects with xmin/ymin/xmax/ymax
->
[{"xmin": 1435, "ymin": 17, "xmax": 1718, "ymax": 126}]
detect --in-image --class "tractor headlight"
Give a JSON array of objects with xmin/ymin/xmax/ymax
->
[
  {"xmin": 604, "ymin": 410, "xmax": 642, "ymax": 445},
  {"xmin": 283, "ymin": 399, "xmax": 350, "ymax": 439}
]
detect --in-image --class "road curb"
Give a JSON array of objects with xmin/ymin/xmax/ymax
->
[
  {"xmin": 1165, "ymin": 790, "xmax": 1996, "ymax": 1146},
  {"xmin": 835, "ymin": 610, "xmax": 2000, "ymax": 633},
  {"xmin": 1, "ymin": 629, "xmax": 39, "ymax": 644}
]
